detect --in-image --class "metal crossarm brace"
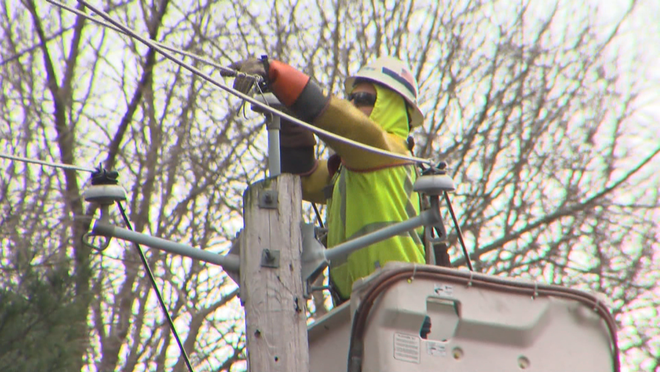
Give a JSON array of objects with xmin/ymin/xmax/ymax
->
[{"xmin": 91, "ymin": 220, "xmax": 240, "ymax": 272}]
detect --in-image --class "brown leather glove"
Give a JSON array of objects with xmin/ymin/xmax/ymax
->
[
  {"xmin": 224, "ymin": 57, "xmax": 329, "ymax": 123},
  {"xmin": 220, "ymin": 58, "xmax": 267, "ymax": 95},
  {"xmin": 223, "ymin": 58, "xmax": 326, "ymax": 176}
]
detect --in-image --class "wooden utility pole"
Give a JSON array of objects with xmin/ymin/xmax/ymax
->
[{"xmin": 240, "ymin": 174, "xmax": 309, "ymax": 372}]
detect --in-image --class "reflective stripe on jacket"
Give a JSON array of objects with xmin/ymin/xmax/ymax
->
[{"xmin": 326, "ymin": 162, "xmax": 425, "ymax": 298}]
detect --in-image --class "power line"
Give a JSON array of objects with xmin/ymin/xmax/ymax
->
[
  {"xmin": 0, "ymin": 152, "xmax": 95, "ymax": 173},
  {"xmin": 44, "ymin": 0, "xmax": 246, "ymax": 78},
  {"xmin": 65, "ymin": 0, "xmax": 433, "ymax": 166}
]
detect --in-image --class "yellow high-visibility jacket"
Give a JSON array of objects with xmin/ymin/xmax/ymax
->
[{"xmin": 300, "ymin": 85, "xmax": 425, "ymax": 299}]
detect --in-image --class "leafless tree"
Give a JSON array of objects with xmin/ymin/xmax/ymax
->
[{"xmin": 1, "ymin": 0, "xmax": 658, "ymax": 371}]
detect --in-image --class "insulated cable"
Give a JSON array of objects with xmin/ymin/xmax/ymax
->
[
  {"xmin": 0, "ymin": 152, "xmax": 96, "ymax": 173},
  {"xmin": 45, "ymin": 0, "xmax": 245, "ymax": 78},
  {"xmin": 312, "ymin": 203, "xmax": 324, "ymax": 229},
  {"xmin": 116, "ymin": 201, "xmax": 195, "ymax": 372},
  {"xmin": 444, "ymin": 191, "xmax": 474, "ymax": 271},
  {"xmin": 66, "ymin": 0, "xmax": 433, "ymax": 166}
]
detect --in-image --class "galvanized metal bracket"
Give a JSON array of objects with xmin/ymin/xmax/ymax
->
[
  {"xmin": 261, "ymin": 248, "xmax": 280, "ymax": 268},
  {"xmin": 258, "ymin": 190, "xmax": 279, "ymax": 209}
]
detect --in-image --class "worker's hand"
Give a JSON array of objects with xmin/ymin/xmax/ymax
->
[
  {"xmin": 225, "ymin": 59, "xmax": 329, "ymax": 125},
  {"xmin": 221, "ymin": 58, "xmax": 268, "ymax": 95}
]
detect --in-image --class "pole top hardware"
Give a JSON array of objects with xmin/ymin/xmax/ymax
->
[
  {"xmin": 421, "ymin": 161, "xmax": 449, "ymax": 175},
  {"xmin": 83, "ymin": 164, "xmax": 128, "ymax": 205},
  {"xmin": 413, "ymin": 175, "xmax": 455, "ymax": 196},
  {"xmin": 251, "ymin": 92, "xmax": 286, "ymax": 114},
  {"xmin": 90, "ymin": 164, "xmax": 119, "ymax": 185},
  {"xmin": 82, "ymin": 164, "xmax": 128, "ymax": 251}
]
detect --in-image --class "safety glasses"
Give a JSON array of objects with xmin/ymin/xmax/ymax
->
[{"xmin": 348, "ymin": 92, "xmax": 377, "ymax": 108}]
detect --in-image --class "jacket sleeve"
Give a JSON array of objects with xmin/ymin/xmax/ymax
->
[
  {"xmin": 311, "ymin": 97, "xmax": 410, "ymax": 170},
  {"xmin": 266, "ymin": 60, "xmax": 410, "ymax": 171},
  {"xmin": 300, "ymin": 160, "xmax": 332, "ymax": 204}
]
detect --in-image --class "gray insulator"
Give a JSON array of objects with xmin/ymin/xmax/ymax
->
[{"xmin": 83, "ymin": 184, "xmax": 128, "ymax": 204}]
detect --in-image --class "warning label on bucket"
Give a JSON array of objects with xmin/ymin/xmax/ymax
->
[
  {"xmin": 393, "ymin": 333, "xmax": 421, "ymax": 364},
  {"xmin": 434, "ymin": 283, "xmax": 454, "ymax": 296},
  {"xmin": 426, "ymin": 340, "xmax": 447, "ymax": 357}
]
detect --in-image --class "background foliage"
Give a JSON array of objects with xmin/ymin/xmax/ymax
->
[{"xmin": 1, "ymin": 0, "xmax": 659, "ymax": 371}]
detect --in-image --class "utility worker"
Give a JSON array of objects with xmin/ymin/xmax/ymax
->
[{"xmin": 226, "ymin": 56, "xmax": 438, "ymax": 302}]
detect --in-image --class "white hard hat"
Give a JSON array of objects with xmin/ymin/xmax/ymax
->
[{"xmin": 344, "ymin": 56, "xmax": 424, "ymax": 127}]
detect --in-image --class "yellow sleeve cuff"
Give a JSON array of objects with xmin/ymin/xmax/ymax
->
[{"xmin": 301, "ymin": 160, "xmax": 331, "ymax": 204}]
